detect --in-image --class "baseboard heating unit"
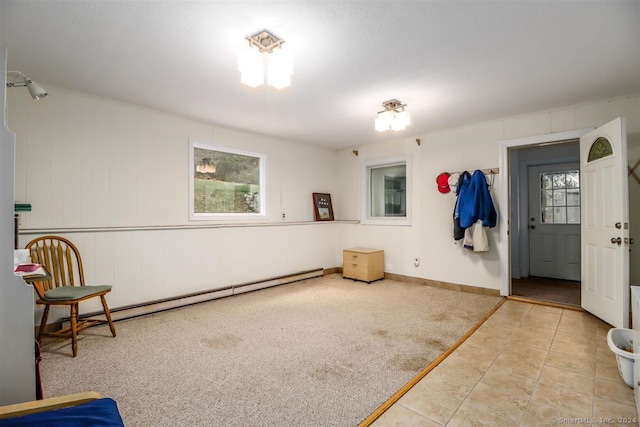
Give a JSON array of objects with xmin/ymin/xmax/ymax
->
[{"xmin": 79, "ymin": 268, "xmax": 324, "ymax": 323}]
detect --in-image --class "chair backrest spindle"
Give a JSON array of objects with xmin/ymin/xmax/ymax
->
[{"xmin": 27, "ymin": 236, "xmax": 86, "ymax": 297}]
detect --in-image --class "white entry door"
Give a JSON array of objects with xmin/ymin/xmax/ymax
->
[
  {"xmin": 528, "ymin": 163, "xmax": 581, "ymax": 281},
  {"xmin": 581, "ymin": 117, "xmax": 629, "ymax": 328}
]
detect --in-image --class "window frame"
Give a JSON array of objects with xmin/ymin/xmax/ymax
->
[
  {"xmin": 361, "ymin": 156, "xmax": 412, "ymax": 226},
  {"xmin": 538, "ymin": 169, "xmax": 580, "ymax": 225},
  {"xmin": 189, "ymin": 139, "xmax": 267, "ymax": 221}
]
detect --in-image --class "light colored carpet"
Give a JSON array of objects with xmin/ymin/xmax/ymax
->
[{"xmin": 39, "ymin": 274, "xmax": 502, "ymax": 426}]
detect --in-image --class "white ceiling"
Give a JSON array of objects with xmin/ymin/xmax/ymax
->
[{"xmin": 1, "ymin": 1, "xmax": 639, "ymax": 150}]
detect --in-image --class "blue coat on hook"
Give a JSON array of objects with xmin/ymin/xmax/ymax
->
[{"xmin": 458, "ymin": 170, "xmax": 497, "ymax": 229}]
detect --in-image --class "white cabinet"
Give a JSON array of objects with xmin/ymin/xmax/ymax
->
[{"xmin": 0, "ymin": 47, "xmax": 36, "ymax": 405}]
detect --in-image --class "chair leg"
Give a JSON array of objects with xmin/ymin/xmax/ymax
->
[
  {"xmin": 101, "ymin": 296, "xmax": 116, "ymax": 338},
  {"xmin": 70, "ymin": 303, "xmax": 78, "ymax": 357},
  {"xmin": 38, "ymin": 305, "xmax": 50, "ymax": 342}
]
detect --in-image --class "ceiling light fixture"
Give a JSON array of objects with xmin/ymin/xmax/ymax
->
[
  {"xmin": 5, "ymin": 71, "xmax": 48, "ymax": 100},
  {"xmin": 238, "ymin": 30, "xmax": 292, "ymax": 89},
  {"xmin": 375, "ymin": 99, "xmax": 411, "ymax": 132}
]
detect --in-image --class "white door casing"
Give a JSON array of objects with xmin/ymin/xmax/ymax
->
[
  {"xmin": 580, "ymin": 117, "xmax": 629, "ymax": 328},
  {"xmin": 499, "ymin": 128, "xmax": 592, "ymax": 297},
  {"xmin": 528, "ymin": 163, "xmax": 581, "ymax": 281}
]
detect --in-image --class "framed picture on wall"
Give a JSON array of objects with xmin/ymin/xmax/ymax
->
[{"xmin": 312, "ymin": 193, "xmax": 334, "ymax": 221}]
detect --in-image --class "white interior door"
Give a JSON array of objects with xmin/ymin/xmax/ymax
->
[
  {"xmin": 528, "ymin": 163, "xmax": 581, "ymax": 281},
  {"xmin": 581, "ymin": 117, "xmax": 629, "ymax": 328}
]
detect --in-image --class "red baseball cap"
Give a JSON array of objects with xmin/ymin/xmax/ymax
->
[{"xmin": 436, "ymin": 172, "xmax": 451, "ymax": 193}]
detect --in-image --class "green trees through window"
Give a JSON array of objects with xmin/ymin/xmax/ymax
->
[{"xmin": 190, "ymin": 141, "xmax": 265, "ymax": 218}]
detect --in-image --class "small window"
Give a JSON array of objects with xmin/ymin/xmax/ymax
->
[
  {"xmin": 587, "ymin": 137, "xmax": 613, "ymax": 162},
  {"xmin": 362, "ymin": 156, "xmax": 411, "ymax": 225},
  {"xmin": 189, "ymin": 140, "xmax": 266, "ymax": 220},
  {"xmin": 539, "ymin": 170, "xmax": 580, "ymax": 224}
]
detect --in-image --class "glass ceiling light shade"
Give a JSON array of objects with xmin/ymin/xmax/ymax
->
[
  {"xmin": 266, "ymin": 48, "xmax": 292, "ymax": 89},
  {"xmin": 239, "ymin": 30, "xmax": 291, "ymax": 89},
  {"xmin": 5, "ymin": 71, "xmax": 48, "ymax": 100},
  {"xmin": 238, "ymin": 46, "xmax": 265, "ymax": 88},
  {"xmin": 375, "ymin": 99, "xmax": 410, "ymax": 132}
]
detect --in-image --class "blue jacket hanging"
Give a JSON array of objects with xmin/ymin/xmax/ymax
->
[{"xmin": 458, "ymin": 170, "xmax": 497, "ymax": 229}]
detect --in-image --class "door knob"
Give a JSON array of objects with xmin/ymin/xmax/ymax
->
[
  {"xmin": 530, "ymin": 225, "xmax": 536, "ymax": 230},
  {"xmin": 631, "ymin": 238, "xmax": 635, "ymax": 245},
  {"xmin": 611, "ymin": 237, "xmax": 622, "ymax": 245},
  {"xmin": 615, "ymin": 222, "xmax": 622, "ymax": 229}
]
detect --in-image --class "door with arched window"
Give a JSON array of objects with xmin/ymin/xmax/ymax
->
[{"xmin": 580, "ymin": 117, "xmax": 629, "ymax": 328}]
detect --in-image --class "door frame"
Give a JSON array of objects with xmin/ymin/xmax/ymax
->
[{"xmin": 499, "ymin": 128, "xmax": 592, "ymax": 296}]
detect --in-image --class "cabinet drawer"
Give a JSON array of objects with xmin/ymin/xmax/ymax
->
[
  {"xmin": 343, "ymin": 250, "xmax": 368, "ymax": 263},
  {"xmin": 343, "ymin": 260, "xmax": 369, "ymax": 279}
]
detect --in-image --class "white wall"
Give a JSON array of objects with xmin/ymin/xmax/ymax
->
[
  {"xmin": 8, "ymin": 86, "xmax": 640, "ymax": 319},
  {"xmin": 8, "ymin": 87, "xmax": 341, "ymax": 320},
  {"xmin": 336, "ymin": 95, "xmax": 640, "ymax": 290}
]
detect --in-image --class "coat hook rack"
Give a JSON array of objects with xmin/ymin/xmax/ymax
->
[
  {"xmin": 449, "ymin": 167, "xmax": 499, "ymax": 176},
  {"xmin": 352, "ymin": 150, "xmax": 359, "ymax": 156}
]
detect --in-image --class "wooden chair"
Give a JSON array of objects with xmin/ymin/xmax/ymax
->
[{"xmin": 25, "ymin": 236, "xmax": 116, "ymax": 357}]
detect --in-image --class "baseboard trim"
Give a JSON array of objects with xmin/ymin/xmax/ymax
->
[
  {"xmin": 77, "ymin": 268, "xmax": 325, "ymax": 323},
  {"xmin": 61, "ymin": 268, "xmax": 499, "ymax": 327},
  {"xmin": 333, "ymin": 268, "xmax": 500, "ymax": 296}
]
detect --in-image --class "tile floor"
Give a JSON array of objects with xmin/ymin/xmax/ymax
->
[{"xmin": 370, "ymin": 299, "xmax": 638, "ymax": 427}]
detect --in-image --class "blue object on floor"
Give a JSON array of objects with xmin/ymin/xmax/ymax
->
[{"xmin": 0, "ymin": 398, "xmax": 124, "ymax": 427}]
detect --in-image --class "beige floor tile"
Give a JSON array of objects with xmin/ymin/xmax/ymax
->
[
  {"xmin": 554, "ymin": 329, "xmax": 597, "ymax": 347},
  {"xmin": 550, "ymin": 337, "xmax": 595, "ymax": 356},
  {"xmin": 521, "ymin": 381, "xmax": 593, "ymax": 425},
  {"xmin": 519, "ymin": 321, "xmax": 558, "ymax": 339},
  {"xmin": 537, "ymin": 365, "xmax": 594, "ymax": 395},
  {"xmin": 450, "ymin": 340, "xmax": 501, "ymax": 370},
  {"xmin": 490, "ymin": 345, "xmax": 547, "ymax": 380},
  {"xmin": 463, "ymin": 378, "xmax": 533, "ymax": 422},
  {"xmin": 369, "ymin": 404, "xmax": 442, "ymax": 427},
  {"xmin": 481, "ymin": 363, "xmax": 536, "ymax": 387},
  {"xmin": 593, "ymin": 397, "xmax": 639, "ymax": 426},
  {"xmin": 396, "ymin": 381, "xmax": 461, "ymax": 425},
  {"xmin": 545, "ymin": 350, "xmax": 596, "ymax": 376},
  {"xmin": 529, "ymin": 304, "xmax": 563, "ymax": 315},
  {"xmin": 499, "ymin": 300, "xmax": 533, "ymax": 313},
  {"xmin": 509, "ymin": 327, "xmax": 555, "ymax": 351},
  {"xmin": 416, "ymin": 360, "xmax": 482, "ymax": 400},
  {"xmin": 447, "ymin": 399, "xmax": 518, "ymax": 427},
  {"xmin": 595, "ymin": 377, "xmax": 635, "ymax": 406},
  {"xmin": 597, "ymin": 359, "xmax": 626, "ymax": 382}
]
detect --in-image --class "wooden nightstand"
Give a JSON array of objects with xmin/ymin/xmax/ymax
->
[{"xmin": 342, "ymin": 248, "xmax": 384, "ymax": 283}]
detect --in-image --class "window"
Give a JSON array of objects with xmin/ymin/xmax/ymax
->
[
  {"xmin": 539, "ymin": 170, "xmax": 580, "ymax": 224},
  {"xmin": 189, "ymin": 140, "xmax": 266, "ymax": 220},
  {"xmin": 362, "ymin": 156, "xmax": 411, "ymax": 225}
]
